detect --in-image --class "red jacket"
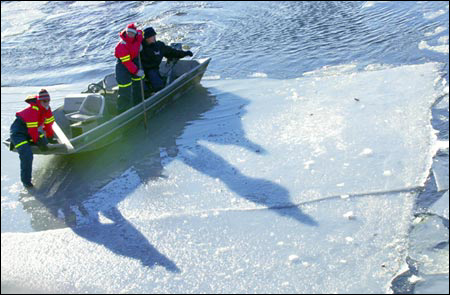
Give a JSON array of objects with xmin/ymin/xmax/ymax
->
[
  {"xmin": 114, "ymin": 29, "xmax": 143, "ymax": 75},
  {"xmin": 16, "ymin": 99, "xmax": 54, "ymax": 143}
]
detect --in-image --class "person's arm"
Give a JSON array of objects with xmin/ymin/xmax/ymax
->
[
  {"xmin": 43, "ymin": 109, "xmax": 55, "ymax": 139},
  {"xmin": 25, "ymin": 107, "xmax": 40, "ymax": 143},
  {"xmin": 162, "ymin": 42, "xmax": 192, "ymax": 59},
  {"xmin": 116, "ymin": 45, "xmax": 139, "ymax": 75}
]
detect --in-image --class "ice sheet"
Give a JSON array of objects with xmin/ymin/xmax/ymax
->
[
  {"xmin": 173, "ymin": 63, "xmax": 445, "ymax": 207},
  {"xmin": 1, "ymin": 191, "xmax": 414, "ymax": 294},
  {"xmin": 1, "ymin": 62, "xmax": 446, "ymax": 293}
]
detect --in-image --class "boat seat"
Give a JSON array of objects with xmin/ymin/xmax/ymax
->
[
  {"xmin": 103, "ymin": 73, "xmax": 118, "ymax": 92},
  {"xmin": 66, "ymin": 94, "xmax": 105, "ymax": 123}
]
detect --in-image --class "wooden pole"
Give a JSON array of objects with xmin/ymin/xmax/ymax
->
[{"xmin": 138, "ymin": 54, "xmax": 148, "ymax": 131}]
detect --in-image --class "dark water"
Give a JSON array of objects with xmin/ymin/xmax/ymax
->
[{"xmin": 1, "ymin": 1, "xmax": 448, "ymax": 85}]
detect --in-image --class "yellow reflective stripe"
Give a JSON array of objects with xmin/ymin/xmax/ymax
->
[
  {"xmin": 45, "ymin": 116, "xmax": 55, "ymax": 124},
  {"xmin": 26, "ymin": 122, "xmax": 38, "ymax": 127},
  {"xmin": 120, "ymin": 55, "xmax": 131, "ymax": 62},
  {"xmin": 39, "ymin": 133, "xmax": 45, "ymax": 138},
  {"xmin": 132, "ymin": 74, "xmax": 145, "ymax": 81},
  {"xmin": 32, "ymin": 106, "xmax": 39, "ymax": 111},
  {"xmin": 118, "ymin": 82, "xmax": 132, "ymax": 88},
  {"xmin": 15, "ymin": 140, "xmax": 29, "ymax": 149}
]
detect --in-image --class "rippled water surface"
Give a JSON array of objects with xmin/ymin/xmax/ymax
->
[{"xmin": 1, "ymin": 1, "xmax": 448, "ymax": 85}]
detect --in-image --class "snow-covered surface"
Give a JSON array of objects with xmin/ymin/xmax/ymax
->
[{"xmin": 2, "ymin": 62, "xmax": 448, "ymax": 293}]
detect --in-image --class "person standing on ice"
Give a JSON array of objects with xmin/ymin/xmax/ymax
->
[
  {"xmin": 9, "ymin": 89, "xmax": 57, "ymax": 188},
  {"xmin": 140, "ymin": 27, "xmax": 193, "ymax": 92},
  {"xmin": 114, "ymin": 23, "xmax": 145, "ymax": 113}
]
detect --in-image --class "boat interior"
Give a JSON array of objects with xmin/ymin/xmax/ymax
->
[{"xmin": 53, "ymin": 58, "xmax": 202, "ymax": 139}]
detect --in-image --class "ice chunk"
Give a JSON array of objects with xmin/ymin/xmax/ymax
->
[
  {"xmin": 57, "ymin": 208, "xmax": 65, "ymax": 220},
  {"xmin": 408, "ymin": 275, "xmax": 424, "ymax": 284},
  {"xmin": 419, "ymin": 40, "xmax": 449, "ymax": 54},
  {"xmin": 429, "ymin": 191, "xmax": 449, "ymax": 219},
  {"xmin": 424, "ymin": 26, "xmax": 447, "ymax": 37},
  {"xmin": 288, "ymin": 254, "xmax": 300, "ymax": 263},
  {"xmin": 303, "ymin": 160, "xmax": 315, "ymax": 169},
  {"xmin": 414, "ymin": 274, "xmax": 449, "ymax": 294},
  {"xmin": 343, "ymin": 211, "xmax": 355, "ymax": 220},
  {"xmin": 423, "ymin": 10, "xmax": 447, "ymax": 20},
  {"xmin": 359, "ymin": 148, "xmax": 373, "ymax": 156},
  {"xmin": 345, "ymin": 237, "xmax": 354, "ymax": 243},
  {"xmin": 248, "ymin": 72, "xmax": 268, "ymax": 78},
  {"xmin": 432, "ymin": 152, "xmax": 449, "ymax": 192},
  {"xmin": 409, "ymin": 215, "xmax": 449, "ymax": 275}
]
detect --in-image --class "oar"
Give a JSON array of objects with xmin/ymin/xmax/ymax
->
[{"xmin": 137, "ymin": 54, "xmax": 148, "ymax": 131}]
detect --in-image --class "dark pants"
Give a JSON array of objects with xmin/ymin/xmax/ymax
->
[
  {"xmin": 10, "ymin": 118, "xmax": 33, "ymax": 185},
  {"xmin": 144, "ymin": 69, "xmax": 165, "ymax": 92},
  {"xmin": 115, "ymin": 59, "xmax": 145, "ymax": 113}
]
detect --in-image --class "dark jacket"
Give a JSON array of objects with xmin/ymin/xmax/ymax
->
[{"xmin": 140, "ymin": 41, "xmax": 188, "ymax": 70}]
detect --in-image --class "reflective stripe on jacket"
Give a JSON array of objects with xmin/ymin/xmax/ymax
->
[
  {"xmin": 15, "ymin": 102, "xmax": 54, "ymax": 143},
  {"xmin": 114, "ymin": 30, "xmax": 143, "ymax": 75}
]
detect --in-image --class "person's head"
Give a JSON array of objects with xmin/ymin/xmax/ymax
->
[
  {"xmin": 143, "ymin": 27, "xmax": 157, "ymax": 44},
  {"xmin": 125, "ymin": 23, "xmax": 138, "ymax": 38},
  {"xmin": 38, "ymin": 89, "xmax": 50, "ymax": 110}
]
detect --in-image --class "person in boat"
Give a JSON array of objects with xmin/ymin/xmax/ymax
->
[
  {"xmin": 114, "ymin": 23, "xmax": 145, "ymax": 113},
  {"xmin": 9, "ymin": 89, "xmax": 57, "ymax": 188},
  {"xmin": 140, "ymin": 27, "xmax": 193, "ymax": 93}
]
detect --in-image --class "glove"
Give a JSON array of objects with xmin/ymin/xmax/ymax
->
[
  {"xmin": 136, "ymin": 69, "xmax": 145, "ymax": 77},
  {"xmin": 184, "ymin": 50, "xmax": 193, "ymax": 57},
  {"xmin": 38, "ymin": 144, "xmax": 49, "ymax": 152},
  {"xmin": 36, "ymin": 136, "xmax": 48, "ymax": 151},
  {"xmin": 48, "ymin": 137, "xmax": 58, "ymax": 144}
]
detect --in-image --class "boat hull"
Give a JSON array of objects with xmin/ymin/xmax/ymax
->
[{"xmin": 3, "ymin": 58, "xmax": 211, "ymax": 155}]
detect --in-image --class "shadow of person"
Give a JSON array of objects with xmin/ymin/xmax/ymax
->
[
  {"xmin": 19, "ymin": 179, "xmax": 181, "ymax": 273},
  {"xmin": 181, "ymin": 144, "xmax": 318, "ymax": 226},
  {"xmin": 174, "ymin": 88, "xmax": 317, "ymax": 226},
  {"xmin": 17, "ymin": 80, "xmax": 317, "ymax": 276},
  {"xmin": 72, "ymin": 206, "xmax": 180, "ymax": 272},
  {"xmin": 17, "ymin": 84, "xmax": 217, "ymax": 273}
]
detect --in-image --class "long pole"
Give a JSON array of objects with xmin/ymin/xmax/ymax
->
[{"xmin": 138, "ymin": 54, "xmax": 148, "ymax": 131}]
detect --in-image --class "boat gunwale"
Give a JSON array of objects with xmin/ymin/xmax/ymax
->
[{"xmin": 63, "ymin": 57, "xmax": 211, "ymax": 153}]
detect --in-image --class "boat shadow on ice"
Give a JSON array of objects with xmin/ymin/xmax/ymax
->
[
  {"xmin": 16, "ymin": 85, "xmax": 217, "ymax": 273},
  {"xmin": 17, "ymin": 84, "xmax": 316, "ymax": 273}
]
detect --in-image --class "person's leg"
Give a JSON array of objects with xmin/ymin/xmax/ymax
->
[
  {"xmin": 132, "ymin": 76, "xmax": 144, "ymax": 106},
  {"xmin": 17, "ymin": 143, "xmax": 33, "ymax": 186},
  {"xmin": 146, "ymin": 69, "xmax": 165, "ymax": 92},
  {"xmin": 10, "ymin": 119, "xmax": 33, "ymax": 187},
  {"xmin": 115, "ymin": 63, "xmax": 133, "ymax": 113}
]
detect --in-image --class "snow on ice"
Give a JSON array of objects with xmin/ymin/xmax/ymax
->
[{"xmin": 1, "ymin": 63, "xmax": 448, "ymax": 293}]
